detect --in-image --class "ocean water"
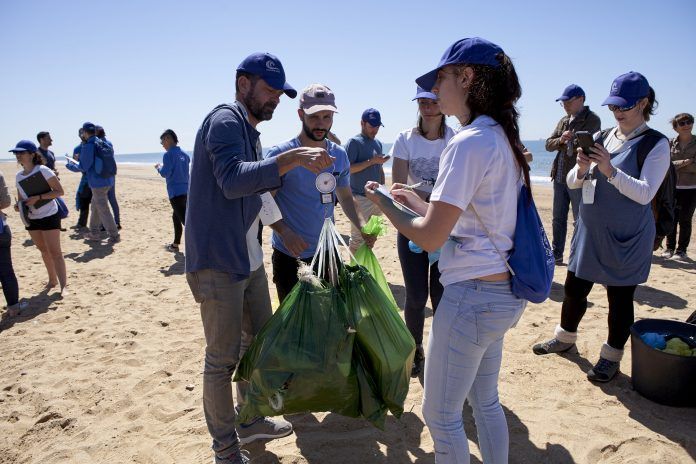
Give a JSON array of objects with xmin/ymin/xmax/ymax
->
[{"xmin": 3, "ymin": 139, "xmax": 554, "ymax": 184}]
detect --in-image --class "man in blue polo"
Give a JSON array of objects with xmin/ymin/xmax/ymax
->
[
  {"xmin": 545, "ymin": 84, "xmax": 601, "ymax": 263},
  {"xmin": 266, "ymin": 84, "xmax": 374, "ymax": 303},
  {"xmin": 78, "ymin": 122, "xmax": 120, "ymax": 243},
  {"xmin": 36, "ymin": 131, "xmax": 57, "ymax": 174},
  {"xmin": 185, "ymin": 52, "xmax": 333, "ymax": 464},
  {"xmin": 345, "ymin": 108, "xmax": 388, "ymax": 252}
]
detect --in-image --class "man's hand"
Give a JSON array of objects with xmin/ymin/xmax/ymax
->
[
  {"xmin": 360, "ymin": 230, "xmax": 377, "ymax": 248},
  {"xmin": 560, "ymin": 130, "xmax": 574, "ymax": 143},
  {"xmin": 279, "ymin": 228, "xmax": 309, "ymax": 257},
  {"xmin": 277, "ymin": 147, "xmax": 335, "ymax": 176},
  {"xmin": 371, "ymin": 155, "xmax": 390, "ymax": 165},
  {"xmin": 155, "ymin": 163, "xmax": 162, "ymax": 170}
]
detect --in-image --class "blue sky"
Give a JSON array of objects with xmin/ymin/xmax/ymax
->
[{"xmin": 1, "ymin": 0, "xmax": 694, "ymax": 155}]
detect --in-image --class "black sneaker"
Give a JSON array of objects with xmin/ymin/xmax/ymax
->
[
  {"xmin": 587, "ymin": 357, "xmax": 619, "ymax": 382},
  {"xmin": 532, "ymin": 338, "xmax": 577, "ymax": 355},
  {"xmin": 214, "ymin": 449, "xmax": 249, "ymax": 464},
  {"xmin": 411, "ymin": 346, "xmax": 425, "ymax": 377}
]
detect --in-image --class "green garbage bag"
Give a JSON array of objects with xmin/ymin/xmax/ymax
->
[
  {"xmin": 234, "ymin": 279, "xmax": 361, "ymax": 423},
  {"xmin": 352, "ymin": 244, "xmax": 398, "ymax": 310},
  {"xmin": 341, "ymin": 265, "xmax": 416, "ymax": 418},
  {"xmin": 360, "ymin": 215, "xmax": 388, "ymax": 237}
]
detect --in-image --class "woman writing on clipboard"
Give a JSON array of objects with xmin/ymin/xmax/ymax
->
[{"xmin": 11, "ymin": 140, "xmax": 68, "ymax": 295}]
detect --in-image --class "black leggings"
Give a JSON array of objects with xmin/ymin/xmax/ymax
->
[
  {"xmin": 560, "ymin": 271, "xmax": 636, "ymax": 350},
  {"xmin": 666, "ymin": 188, "xmax": 696, "ymax": 252},
  {"xmin": 397, "ymin": 233, "xmax": 443, "ymax": 345},
  {"xmin": 170, "ymin": 194, "xmax": 187, "ymax": 245},
  {"xmin": 0, "ymin": 226, "xmax": 19, "ymax": 307}
]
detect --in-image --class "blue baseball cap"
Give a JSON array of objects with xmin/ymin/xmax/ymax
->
[
  {"xmin": 416, "ymin": 37, "xmax": 504, "ymax": 91},
  {"xmin": 82, "ymin": 121, "xmax": 96, "ymax": 132},
  {"xmin": 602, "ymin": 71, "xmax": 649, "ymax": 108},
  {"xmin": 362, "ymin": 108, "xmax": 383, "ymax": 127},
  {"xmin": 556, "ymin": 84, "xmax": 585, "ymax": 102},
  {"xmin": 9, "ymin": 140, "xmax": 38, "ymax": 153},
  {"xmin": 412, "ymin": 86, "xmax": 437, "ymax": 101},
  {"xmin": 236, "ymin": 52, "xmax": 297, "ymax": 99}
]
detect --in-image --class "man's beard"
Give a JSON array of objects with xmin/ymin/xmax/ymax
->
[
  {"xmin": 244, "ymin": 92, "xmax": 277, "ymax": 122},
  {"xmin": 302, "ymin": 121, "xmax": 330, "ymax": 142}
]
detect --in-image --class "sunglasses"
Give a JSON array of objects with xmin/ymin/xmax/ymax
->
[
  {"xmin": 608, "ymin": 103, "xmax": 637, "ymax": 112},
  {"xmin": 677, "ymin": 120, "xmax": 694, "ymax": 127}
]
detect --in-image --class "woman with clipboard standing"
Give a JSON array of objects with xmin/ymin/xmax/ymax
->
[{"xmin": 10, "ymin": 140, "xmax": 68, "ymax": 295}]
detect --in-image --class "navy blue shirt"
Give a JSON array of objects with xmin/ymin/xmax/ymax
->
[
  {"xmin": 345, "ymin": 133, "xmax": 383, "ymax": 195},
  {"xmin": 184, "ymin": 102, "xmax": 282, "ymax": 279},
  {"xmin": 157, "ymin": 146, "xmax": 190, "ymax": 198},
  {"xmin": 38, "ymin": 148, "xmax": 56, "ymax": 170}
]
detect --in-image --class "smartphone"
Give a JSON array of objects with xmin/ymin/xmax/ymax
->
[{"xmin": 575, "ymin": 131, "xmax": 595, "ymax": 155}]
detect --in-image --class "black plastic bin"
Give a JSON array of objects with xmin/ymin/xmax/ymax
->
[{"xmin": 630, "ymin": 318, "xmax": 696, "ymax": 407}]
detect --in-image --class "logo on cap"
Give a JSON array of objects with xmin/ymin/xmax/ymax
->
[
  {"xmin": 266, "ymin": 60, "xmax": 280, "ymax": 72},
  {"xmin": 611, "ymin": 82, "xmax": 619, "ymax": 93}
]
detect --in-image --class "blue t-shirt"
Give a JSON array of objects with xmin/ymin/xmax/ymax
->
[
  {"xmin": 345, "ymin": 133, "xmax": 383, "ymax": 195},
  {"xmin": 38, "ymin": 148, "xmax": 56, "ymax": 170},
  {"xmin": 266, "ymin": 138, "xmax": 350, "ymax": 259}
]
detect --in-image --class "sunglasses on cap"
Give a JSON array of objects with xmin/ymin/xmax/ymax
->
[
  {"xmin": 608, "ymin": 103, "xmax": 637, "ymax": 112},
  {"xmin": 677, "ymin": 119, "xmax": 694, "ymax": 127}
]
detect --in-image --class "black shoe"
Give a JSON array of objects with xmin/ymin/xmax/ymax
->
[
  {"xmin": 411, "ymin": 346, "xmax": 425, "ymax": 377},
  {"xmin": 587, "ymin": 357, "xmax": 620, "ymax": 382},
  {"xmin": 117, "ymin": 224, "xmax": 122, "ymax": 230}
]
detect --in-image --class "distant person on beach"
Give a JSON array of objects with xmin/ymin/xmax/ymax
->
[
  {"xmin": 66, "ymin": 128, "xmax": 91, "ymax": 230},
  {"xmin": 546, "ymin": 84, "xmax": 601, "ymax": 264},
  {"xmin": 265, "ymin": 83, "xmax": 371, "ymax": 303},
  {"xmin": 36, "ymin": 131, "xmax": 57, "ymax": 174},
  {"xmin": 11, "ymin": 140, "xmax": 68, "ymax": 295},
  {"xmin": 156, "ymin": 129, "xmax": 189, "ymax": 253},
  {"xmin": 389, "ymin": 86, "xmax": 455, "ymax": 377},
  {"xmin": 78, "ymin": 122, "xmax": 120, "ymax": 243},
  {"xmin": 185, "ymin": 52, "xmax": 333, "ymax": 464},
  {"xmin": 533, "ymin": 72, "xmax": 670, "ymax": 383},
  {"xmin": 96, "ymin": 125, "xmax": 121, "ymax": 229},
  {"xmin": 345, "ymin": 107, "xmax": 388, "ymax": 252},
  {"xmin": 0, "ymin": 170, "xmax": 23, "ymax": 317},
  {"xmin": 664, "ymin": 112, "xmax": 695, "ymax": 260},
  {"xmin": 366, "ymin": 37, "xmax": 530, "ymax": 464}
]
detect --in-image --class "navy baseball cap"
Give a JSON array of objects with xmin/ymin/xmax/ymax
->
[
  {"xmin": 602, "ymin": 72, "xmax": 649, "ymax": 108},
  {"xmin": 556, "ymin": 84, "xmax": 585, "ymax": 102},
  {"xmin": 412, "ymin": 86, "xmax": 437, "ymax": 101},
  {"xmin": 416, "ymin": 37, "xmax": 504, "ymax": 91},
  {"xmin": 362, "ymin": 108, "xmax": 383, "ymax": 127},
  {"xmin": 236, "ymin": 52, "xmax": 297, "ymax": 99},
  {"xmin": 82, "ymin": 121, "xmax": 96, "ymax": 132},
  {"xmin": 9, "ymin": 140, "xmax": 38, "ymax": 153}
]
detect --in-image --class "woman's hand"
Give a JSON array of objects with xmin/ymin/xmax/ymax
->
[
  {"xmin": 25, "ymin": 195, "xmax": 40, "ymax": 207},
  {"xmin": 364, "ymin": 181, "xmax": 382, "ymax": 205},
  {"xmin": 391, "ymin": 188, "xmax": 429, "ymax": 216},
  {"xmin": 587, "ymin": 142, "xmax": 614, "ymax": 178},
  {"xmin": 576, "ymin": 147, "xmax": 592, "ymax": 177}
]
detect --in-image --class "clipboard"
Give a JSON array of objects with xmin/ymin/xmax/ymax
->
[
  {"xmin": 374, "ymin": 185, "xmax": 422, "ymax": 218},
  {"xmin": 18, "ymin": 171, "xmax": 52, "ymax": 208}
]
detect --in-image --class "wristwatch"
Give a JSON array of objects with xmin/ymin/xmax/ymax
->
[{"xmin": 607, "ymin": 166, "xmax": 618, "ymax": 182}]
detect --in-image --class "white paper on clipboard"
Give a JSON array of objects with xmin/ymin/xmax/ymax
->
[
  {"xmin": 375, "ymin": 185, "xmax": 422, "ymax": 218},
  {"xmin": 259, "ymin": 192, "xmax": 283, "ymax": 225}
]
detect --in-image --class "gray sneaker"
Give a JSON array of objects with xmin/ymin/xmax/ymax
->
[
  {"xmin": 587, "ymin": 357, "xmax": 620, "ymax": 382},
  {"xmin": 237, "ymin": 415, "xmax": 293, "ymax": 445},
  {"xmin": 532, "ymin": 338, "xmax": 577, "ymax": 355},
  {"xmin": 213, "ymin": 449, "xmax": 249, "ymax": 464},
  {"xmin": 660, "ymin": 249, "xmax": 674, "ymax": 258}
]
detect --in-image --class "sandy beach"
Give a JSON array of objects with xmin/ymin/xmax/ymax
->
[{"xmin": 0, "ymin": 162, "xmax": 694, "ymax": 464}]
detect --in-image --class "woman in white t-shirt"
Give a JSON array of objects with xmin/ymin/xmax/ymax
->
[
  {"xmin": 366, "ymin": 38, "xmax": 530, "ymax": 463},
  {"xmin": 11, "ymin": 140, "xmax": 68, "ymax": 294},
  {"xmin": 390, "ymin": 86, "xmax": 455, "ymax": 377}
]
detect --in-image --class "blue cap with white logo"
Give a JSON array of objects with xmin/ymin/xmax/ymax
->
[
  {"xmin": 555, "ymin": 84, "xmax": 585, "ymax": 102},
  {"xmin": 601, "ymin": 72, "xmax": 649, "ymax": 108},
  {"xmin": 362, "ymin": 108, "xmax": 384, "ymax": 127},
  {"xmin": 412, "ymin": 86, "xmax": 437, "ymax": 101},
  {"xmin": 416, "ymin": 37, "xmax": 504, "ymax": 91},
  {"xmin": 237, "ymin": 52, "xmax": 297, "ymax": 99},
  {"xmin": 9, "ymin": 140, "xmax": 38, "ymax": 153}
]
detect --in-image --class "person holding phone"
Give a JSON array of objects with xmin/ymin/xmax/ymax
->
[
  {"xmin": 11, "ymin": 140, "xmax": 67, "ymax": 296},
  {"xmin": 390, "ymin": 86, "xmax": 455, "ymax": 377},
  {"xmin": 366, "ymin": 37, "xmax": 529, "ymax": 463},
  {"xmin": 345, "ymin": 108, "xmax": 388, "ymax": 252},
  {"xmin": 533, "ymin": 72, "xmax": 670, "ymax": 383},
  {"xmin": 664, "ymin": 112, "xmax": 696, "ymax": 260}
]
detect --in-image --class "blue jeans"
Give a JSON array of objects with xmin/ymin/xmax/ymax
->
[
  {"xmin": 552, "ymin": 181, "xmax": 581, "ymax": 260},
  {"xmin": 422, "ymin": 280, "xmax": 526, "ymax": 464},
  {"xmin": 107, "ymin": 180, "xmax": 120, "ymax": 225}
]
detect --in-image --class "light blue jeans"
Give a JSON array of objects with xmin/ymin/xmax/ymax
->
[{"xmin": 422, "ymin": 279, "xmax": 526, "ymax": 464}]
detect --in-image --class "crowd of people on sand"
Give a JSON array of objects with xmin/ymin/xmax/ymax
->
[{"xmin": 2, "ymin": 35, "xmax": 695, "ymax": 463}]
